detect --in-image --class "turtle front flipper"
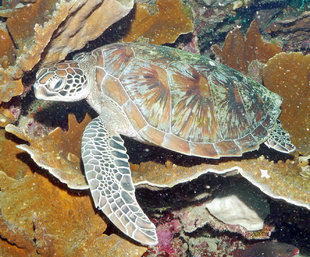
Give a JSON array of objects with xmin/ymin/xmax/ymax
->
[
  {"xmin": 81, "ymin": 117, "xmax": 158, "ymax": 245},
  {"xmin": 264, "ymin": 119, "xmax": 296, "ymax": 153}
]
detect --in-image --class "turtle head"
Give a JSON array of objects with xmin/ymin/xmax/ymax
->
[{"xmin": 34, "ymin": 60, "xmax": 91, "ymax": 102}]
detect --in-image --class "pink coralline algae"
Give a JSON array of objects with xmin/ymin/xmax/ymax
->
[{"xmin": 144, "ymin": 214, "xmax": 185, "ymax": 257}]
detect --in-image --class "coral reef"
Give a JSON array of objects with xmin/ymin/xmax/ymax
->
[
  {"xmin": 0, "ymin": 0, "xmax": 134, "ymax": 104},
  {"xmin": 145, "ymin": 201, "xmax": 274, "ymax": 256},
  {"xmin": 204, "ymin": 182, "xmax": 270, "ymax": 231},
  {"xmin": 211, "ymin": 20, "xmax": 282, "ymax": 74},
  {"xmin": 0, "ymin": 128, "xmax": 32, "ymax": 179},
  {"xmin": 0, "ymin": 106, "xmax": 17, "ymax": 127},
  {"xmin": 146, "ymin": 215, "xmax": 185, "ymax": 256},
  {"xmin": 175, "ymin": 200, "xmax": 273, "ymax": 240},
  {"xmin": 190, "ymin": 0, "xmax": 250, "ymax": 54},
  {"xmin": 266, "ymin": 11, "xmax": 310, "ymax": 53},
  {"xmin": 232, "ymin": 241, "xmax": 300, "ymax": 257},
  {"xmin": 1, "ymin": 0, "xmax": 310, "ymax": 255},
  {"xmin": 191, "ymin": 0, "xmax": 310, "ymax": 55},
  {"xmin": 209, "ymin": 18, "xmax": 310, "ymax": 208},
  {"xmin": 0, "ymin": 169, "xmax": 146, "ymax": 256},
  {"xmin": 123, "ymin": 0, "xmax": 193, "ymax": 44},
  {"xmin": 263, "ymin": 52, "xmax": 310, "ymax": 155},
  {"xmin": 7, "ymin": 112, "xmax": 310, "ymax": 210},
  {"xmin": 133, "ymin": 158, "xmax": 310, "ymax": 211},
  {"xmin": 5, "ymin": 114, "xmax": 91, "ymax": 189}
]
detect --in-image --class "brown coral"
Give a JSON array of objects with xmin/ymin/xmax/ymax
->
[
  {"xmin": 0, "ymin": 79, "xmax": 23, "ymax": 105},
  {"xmin": 123, "ymin": 0, "xmax": 193, "ymax": 44},
  {"xmin": 5, "ymin": 113, "xmax": 91, "ymax": 189},
  {"xmin": 263, "ymin": 52, "xmax": 310, "ymax": 154},
  {"xmin": 0, "ymin": 106, "xmax": 16, "ymax": 127},
  {"xmin": 0, "ymin": 128, "xmax": 32, "ymax": 179},
  {"xmin": 211, "ymin": 20, "xmax": 282, "ymax": 74},
  {"xmin": 0, "ymin": 208, "xmax": 35, "ymax": 254},
  {"xmin": 0, "ymin": 171, "xmax": 147, "ymax": 256},
  {"xmin": 6, "ymin": 111, "xmax": 310, "ymax": 210},
  {"xmin": 1, "ymin": 111, "xmax": 148, "ymax": 255},
  {"xmin": 0, "ymin": 0, "xmax": 134, "ymax": 105},
  {"xmin": 43, "ymin": 0, "xmax": 134, "ymax": 64},
  {"xmin": 0, "ymin": 23, "xmax": 15, "ymax": 68},
  {"xmin": 132, "ymin": 157, "xmax": 310, "ymax": 210}
]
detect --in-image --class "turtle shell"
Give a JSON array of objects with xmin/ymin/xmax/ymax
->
[{"xmin": 91, "ymin": 43, "xmax": 282, "ymax": 158}]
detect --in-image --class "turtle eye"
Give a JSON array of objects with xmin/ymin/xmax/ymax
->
[
  {"xmin": 54, "ymin": 80, "xmax": 63, "ymax": 89},
  {"xmin": 49, "ymin": 79, "xmax": 63, "ymax": 91}
]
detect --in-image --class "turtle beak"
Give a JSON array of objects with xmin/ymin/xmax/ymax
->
[
  {"xmin": 34, "ymin": 83, "xmax": 45, "ymax": 100},
  {"xmin": 34, "ymin": 83, "xmax": 54, "ymax": 100}
]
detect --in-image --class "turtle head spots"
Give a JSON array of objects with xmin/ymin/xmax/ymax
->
[{"xmin": 34, "ymin": 61, "xmax": 91, "ymax": 102}]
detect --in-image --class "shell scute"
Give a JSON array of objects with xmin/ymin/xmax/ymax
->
[
  {"xmin": 169, "ymin": 62, "xmax": 220, "ymax": 142},
  {"xmin": 190, "ymin": 142, "xmax": 218, "ymax": 158},
  {"xmin": 132, "ymin": 44, "xmax": 181, "ymax": 68},
  {"xmin": 215, "ymin": 140, "xmax": 242, "ymax": 157},
  {"xmin": 94, "ymin": 43, "xmax": 284, "ymax": 158},
  {"xmin": 123, "ymin": 100, "xmax": 148, "ymax": 132},
  {"xmin": 101, "ymin": 75, "xmax": 129, "ymax": 105},
  {"xmin": 120, "ymin": 58, "xmax": 171, "ymax": 132},
  {"xmin": 102, "ymin": 44, "xmax": 134, "ymax": 78},
  {"xmin": 261, "ymin": 114, "xmax": 273, "ymax": 128},
  {"xmin": 162, "ymin": 134, "xmax": 191, "ymax": 155},
  {"xmin": 251, "ymin": 125, "xmax": 268, "ymax": 141},
  {"xmin": 236, "ymin": 133, "xmax": 259, "ymax": 152},
  {"xmin": 93, "ymin": 48, "xmax": 105, "ymax": 68},
  {"xmin": 139, "ymin": 125, "xmax": 165, "ymax": 146},
  {"xmin": 95, "ymin": 68, "xmax": 106, "ymax": 87}
]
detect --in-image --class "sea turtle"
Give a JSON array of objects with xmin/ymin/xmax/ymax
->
[{"xmin": 33, "ymin": 43, "xmax": 295, "ymax": 245}]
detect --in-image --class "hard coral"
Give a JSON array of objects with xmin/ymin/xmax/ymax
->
[
  {"xmin": 205, "ymin": 182, "xmax": 270, "ymax": 231},
  {"xmin": 133, "ymin": 157, "xmax": 310, "ymax": 210},
  {"xmin": 7, "ymin": 111, "xmax": 310, "ymax": 211},
  {"xmin": 0, "ymin": 171, "xmax": 147, "ymax": 256},
  {"xmin": 263, "ymin": 52, "xmax": 310, "ymax": 155},
  {"xmin": 0, "ymin": 128, "xmax": 32, "ymax": 179},
  {"xmin": 0, "ymin": 0, "xmax": 74, "ymax": 96},
  {"xmin": 5, "ymin": 113, "xmax": 91, "ymax": 189},
  {"xmin": 123, "ymin": 0, "xmax": 193, "ymax": 44},
  {"xmin": 0, "ymin": 0, "xmax": 134, "ymax": 104},
  {"xmin": 0, "ymin": 208, "xmax": 35, "ymax": 254},
  {"xmin": 0, "ymin": 23, "xmax": 15, "ymax": 68},
  {"xmin": 211, "ymin": 20, "xmax": 282, "ymax": 74},
  {"xmin": 266, "ymin": 11, "xmax": 310, "ymax": 53},
  {"xmin": 175, "ymin": 199, "xmax": 272, "ymax": 240},
  {"xmin": 0, "ymin": 79, "xmax": 23, "ymax": 106},
  {"xmin": 44, "ymin": 0, "xmax": 134, "ymax": 63}
]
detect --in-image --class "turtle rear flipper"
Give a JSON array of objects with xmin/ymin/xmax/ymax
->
[
  {"xmin": 81, "ymin": 117, "xmax": 158, "ymax": 245},
  {"xmin": 264, "ymin": 119, "xmax": 296, "ymax": 153}
]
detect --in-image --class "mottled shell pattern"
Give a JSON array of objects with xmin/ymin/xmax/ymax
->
[{"xmin": 90, "ymin": 43, "xmax": 282, "ymax": 158}]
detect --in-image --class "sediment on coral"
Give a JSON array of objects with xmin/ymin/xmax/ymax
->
[
  {"xmin": 0, "ymin": 208, "xmax": 35, "ymax": 254},
  {"xmin": 0, "ymin": 170, "xmax": 147, "ymax": 256},
  {"xmin": 263, "ymin": 52, "xmax": 310, "ymax": 155},
  {"xmin": 123, "ymin": 0, "xmax": 193, "ymax": 44}
]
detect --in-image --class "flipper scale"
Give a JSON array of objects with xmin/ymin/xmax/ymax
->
[{"xmin": 81, "ymin": 117, "xmax": 158, "ymax": 245}]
